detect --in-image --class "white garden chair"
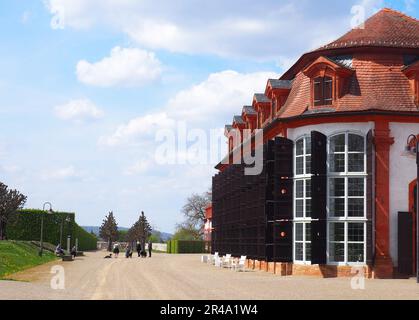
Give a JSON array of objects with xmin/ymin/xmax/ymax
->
[
  {"xmin": 231, "ymin": 256, "xmax": 247, "ymax": 272},
  {"xmin": 211, "ymin": 252, "xmax": 219, "ymax": 265},
  {"xmin": 214, "ymin": 256, "xmax": 222, "ymax": 268},
  {"xmin": 222, "ymin": 254, "xmax": 232, "ymax": 268}
]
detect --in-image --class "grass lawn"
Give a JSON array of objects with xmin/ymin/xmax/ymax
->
[{"xmin": 0, "ymin": 241, "xmax": 57, "ymax": 279}]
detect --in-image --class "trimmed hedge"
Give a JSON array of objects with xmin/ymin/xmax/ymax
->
[
  {"xmin": 166, "ymin": 240, "xmax": 210, "ymax": 254},
  {"xmin": 74, "ymin": 224, "xmax": 98, "ymax": 251},
  {"xmin": 5, "ymin": 209, "xmax": 97, "ymax": 251}
]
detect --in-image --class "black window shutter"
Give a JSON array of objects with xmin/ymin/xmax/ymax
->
[
  {"xmin": 366, "ymin": 130, "xmax": 374, "ymax": 265},
  {"xmin": 311, "ymin": 131, "xmax": 327, "ymax": 177},
  {"xmin": 311, "ymin": 176, "xmax": 327, "ymax": 221},
  {"xmin": 275, "ymin": 137, "xmax": 294, "ymax": 221},
  {"xmin": 311, "ymin": 221, "xmax": 327, "ymax": 265},
  {"xmin": 267, "ymin": 137, "xmax": 294, "ymax": 262},
  {"xmin": 310, "ymin": 131, "xmax": 327, "ymax": 265},
  {"xmin": 398, "ymin": 212, "xmax": 413, "ymax": 275},
  {"xmin": 275, "ymin": 137, "xmax": 294, "ymax": 177},
  {"xmin": 273, "ymin": 221, "xmax": 293, "ymax": 263}
]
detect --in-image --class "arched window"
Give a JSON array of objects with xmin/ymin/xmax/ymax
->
[
  {"xmin": 327, "ymin": 132, "xmax": 367, "ymax": 264},
  {"xmin": 294, "ymin": 136, "xmax": 312, "ymax": 263}
]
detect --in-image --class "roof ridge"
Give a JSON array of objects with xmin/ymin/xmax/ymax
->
[
  {"xmin": 315, "ymin": 7, "xmax": 419, "ymax": 51},
  {"xmin": 381, "ymin": 7, "xmax": 419, "ymax": 23}
]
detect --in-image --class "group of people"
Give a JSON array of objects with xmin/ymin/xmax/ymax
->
[
  {"xmin": 55, "ymin": 244, "xmax": 77, "ymax": 258},
  {"xmin": 112, "ymin": 241, "xmax": 153, "ymax": 259}
]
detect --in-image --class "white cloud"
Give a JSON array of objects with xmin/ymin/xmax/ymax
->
[
  {"xmin": 166, "ymin": 70, "xmax": 277, "ymax": 124},
  {"xmin": 54, "ymin": 99, "xmax": 104, "ymax": 122},
  {"xmin": 124, "ymin": 160, "xmax": 152, "ymax": 176},
  {"xmin": 100, "ymin": 112, "xmax": 175, "ymax": 147},
  {"xmin": 41, "ymin": 166, "xmax": 84, "ymax": 181},
  {"xmin": 43, "ymin": 0, "xmax": 387, "ymax": 60},
  {"xmin": 76, "ymin": 47, "xmax": 162, "ymax": 87},
  {"xmin": 100, "ymin": 70, "xmax": 277, "ymax": 147}
]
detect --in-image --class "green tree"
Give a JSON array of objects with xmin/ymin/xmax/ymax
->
[
  {"xmin": 99, "ymin": 211, "xmax": 118, "ymax": 251},
  {"xmin": 117, "ymin": 230, "xmax": 129, "ymax": 242},
  {"xmin": 0, "ymin": 182, "xmax": 27, "ymax": 240},
  {"xmin": 148, "ymin": 231, "xmax": 162, "ymax": 243},
  {"xmin": 128, "ymin": 211, "xmax": 152, "ymax": 249}
]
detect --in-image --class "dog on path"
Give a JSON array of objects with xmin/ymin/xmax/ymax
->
[{"xmin": 104, "ymin": 253, "xmax": 113, "ymax": 259}]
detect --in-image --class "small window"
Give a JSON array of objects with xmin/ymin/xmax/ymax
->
[{"xmin": 314, "ymin": 76, "xmax": 333, "ymax": 106}]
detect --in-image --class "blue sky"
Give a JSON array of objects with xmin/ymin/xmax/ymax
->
[{"xmin": 0, "ymin": 0, "xmax": 417, "ymax": 233}]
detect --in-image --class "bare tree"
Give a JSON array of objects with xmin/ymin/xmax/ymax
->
[
  {"xmin": 173, "ymin": 221, "xmax": 202, "ymax": 240},
  {"xmin": 0, "ymin": 182, "xmax": 27, "ymax": 240},
  {"xmin": 181, "ymin": 191, "xmax": 211, "ymax": 238},
  {"xmin": 99, "ymin": 211, "xmax": 118, "ymax": 251}
]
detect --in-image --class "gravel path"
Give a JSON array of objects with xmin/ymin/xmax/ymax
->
[{"xmin": 0, "ymin": 251, "xmax": 418, "ymax": 300}]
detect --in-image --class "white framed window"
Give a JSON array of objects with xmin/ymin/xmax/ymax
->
[
  {"xmin": 328, "ymin": 222, "xmax": 366, "ymax": 263},
  {"xmin": 294, "ymin": 222, "xmax": 311, "ymax": 263},
  {"xmin": 327, "ymin": 132, "xmax": 367, "ymax": 265},
  {"xmin": 294, "ymin": 136, "xmax": 312, "ymax": 264}
]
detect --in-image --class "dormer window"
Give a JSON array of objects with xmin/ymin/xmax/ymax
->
[
  {"xmin": 271, "ymin": 99, "xmax": 277, "ymax": 117},
  {"xmin": 402, "ymin": 60, "xmax": 419, "ymax": 106},
  {"xmin": 303, "ymin": 56, "xmax": 354, "ymax": 108},
  {"xmin": 265, "ymin": 79, "xmax": 292, "ymax": 116},
  {"xmin": 314, "ymin": 76, "xmax": 333, "ymax": 106}
]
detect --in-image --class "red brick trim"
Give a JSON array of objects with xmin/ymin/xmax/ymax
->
[
  {"xmin": 373, "ymin": 120, "xmax": 395, "ymax": 278},
  {"xmin": 409, "ymin": 179, "xmax": 417, "ymax": 274}
]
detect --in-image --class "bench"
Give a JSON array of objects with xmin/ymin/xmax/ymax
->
[{"xmin": 62, "ymin": 255, "xmax": 74, "ymax": 262}]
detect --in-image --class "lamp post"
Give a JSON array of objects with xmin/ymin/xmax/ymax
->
[
  {"xmin": 404, "ymin": 135, "xmax": 419, "ymax": 283},
  {"xmin": 60, "ymin": 215, "xmax": 71, "ymax": 246},
  {"xmin": 39, "ymin": 202, "xmax": 53, "ymax": 257}
]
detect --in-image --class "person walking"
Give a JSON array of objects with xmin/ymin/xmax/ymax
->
[
  {"xmin": 125, "ymin": 245, "xmax": 133, "ymax": 258},
  {"xmin": 148, "ymin": 240, "xmax": 152, "ymax": 258},
  {"xmin": 136, "ymin": 242, "xmax": 142, "ymax": 258},
  {"xmin": 71, "ymin": 245, "xmax": 77, "ymax": 259},
  {"xmin": 113, "ymin": 243, "xmax": 120, "ymax": 258}
]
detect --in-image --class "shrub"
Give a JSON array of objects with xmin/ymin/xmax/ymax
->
[
  {"xmin": 168, "ymin": 240, "xmax": 210, "ymax": 254},
  {"xmin": 74, "ymin": 224, "xmax": 98, "ymax": 251},
  {"xmin": 5, "ymin": 209, "xmax": 97, "ymax": 251}
]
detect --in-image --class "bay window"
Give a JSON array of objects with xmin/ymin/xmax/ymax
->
[
  {"xmin": 294, "ymin": 136, "xmax": 312, "ymax": 263},
  {"xmin": 327, "ymin": 132, "xmax": 367, "ymax": 264}
]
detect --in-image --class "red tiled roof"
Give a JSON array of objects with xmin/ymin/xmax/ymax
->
[
  {"xmin": 279, "ymin": 53, "xmax": 418, "ymax": 118},
  {"xmin": 317, "ymin": 8, "xmax": 419, "ymax": 51},
  {"xmin": 276, "ymin": 9, "xmax": 419, "ymax": 118}
]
